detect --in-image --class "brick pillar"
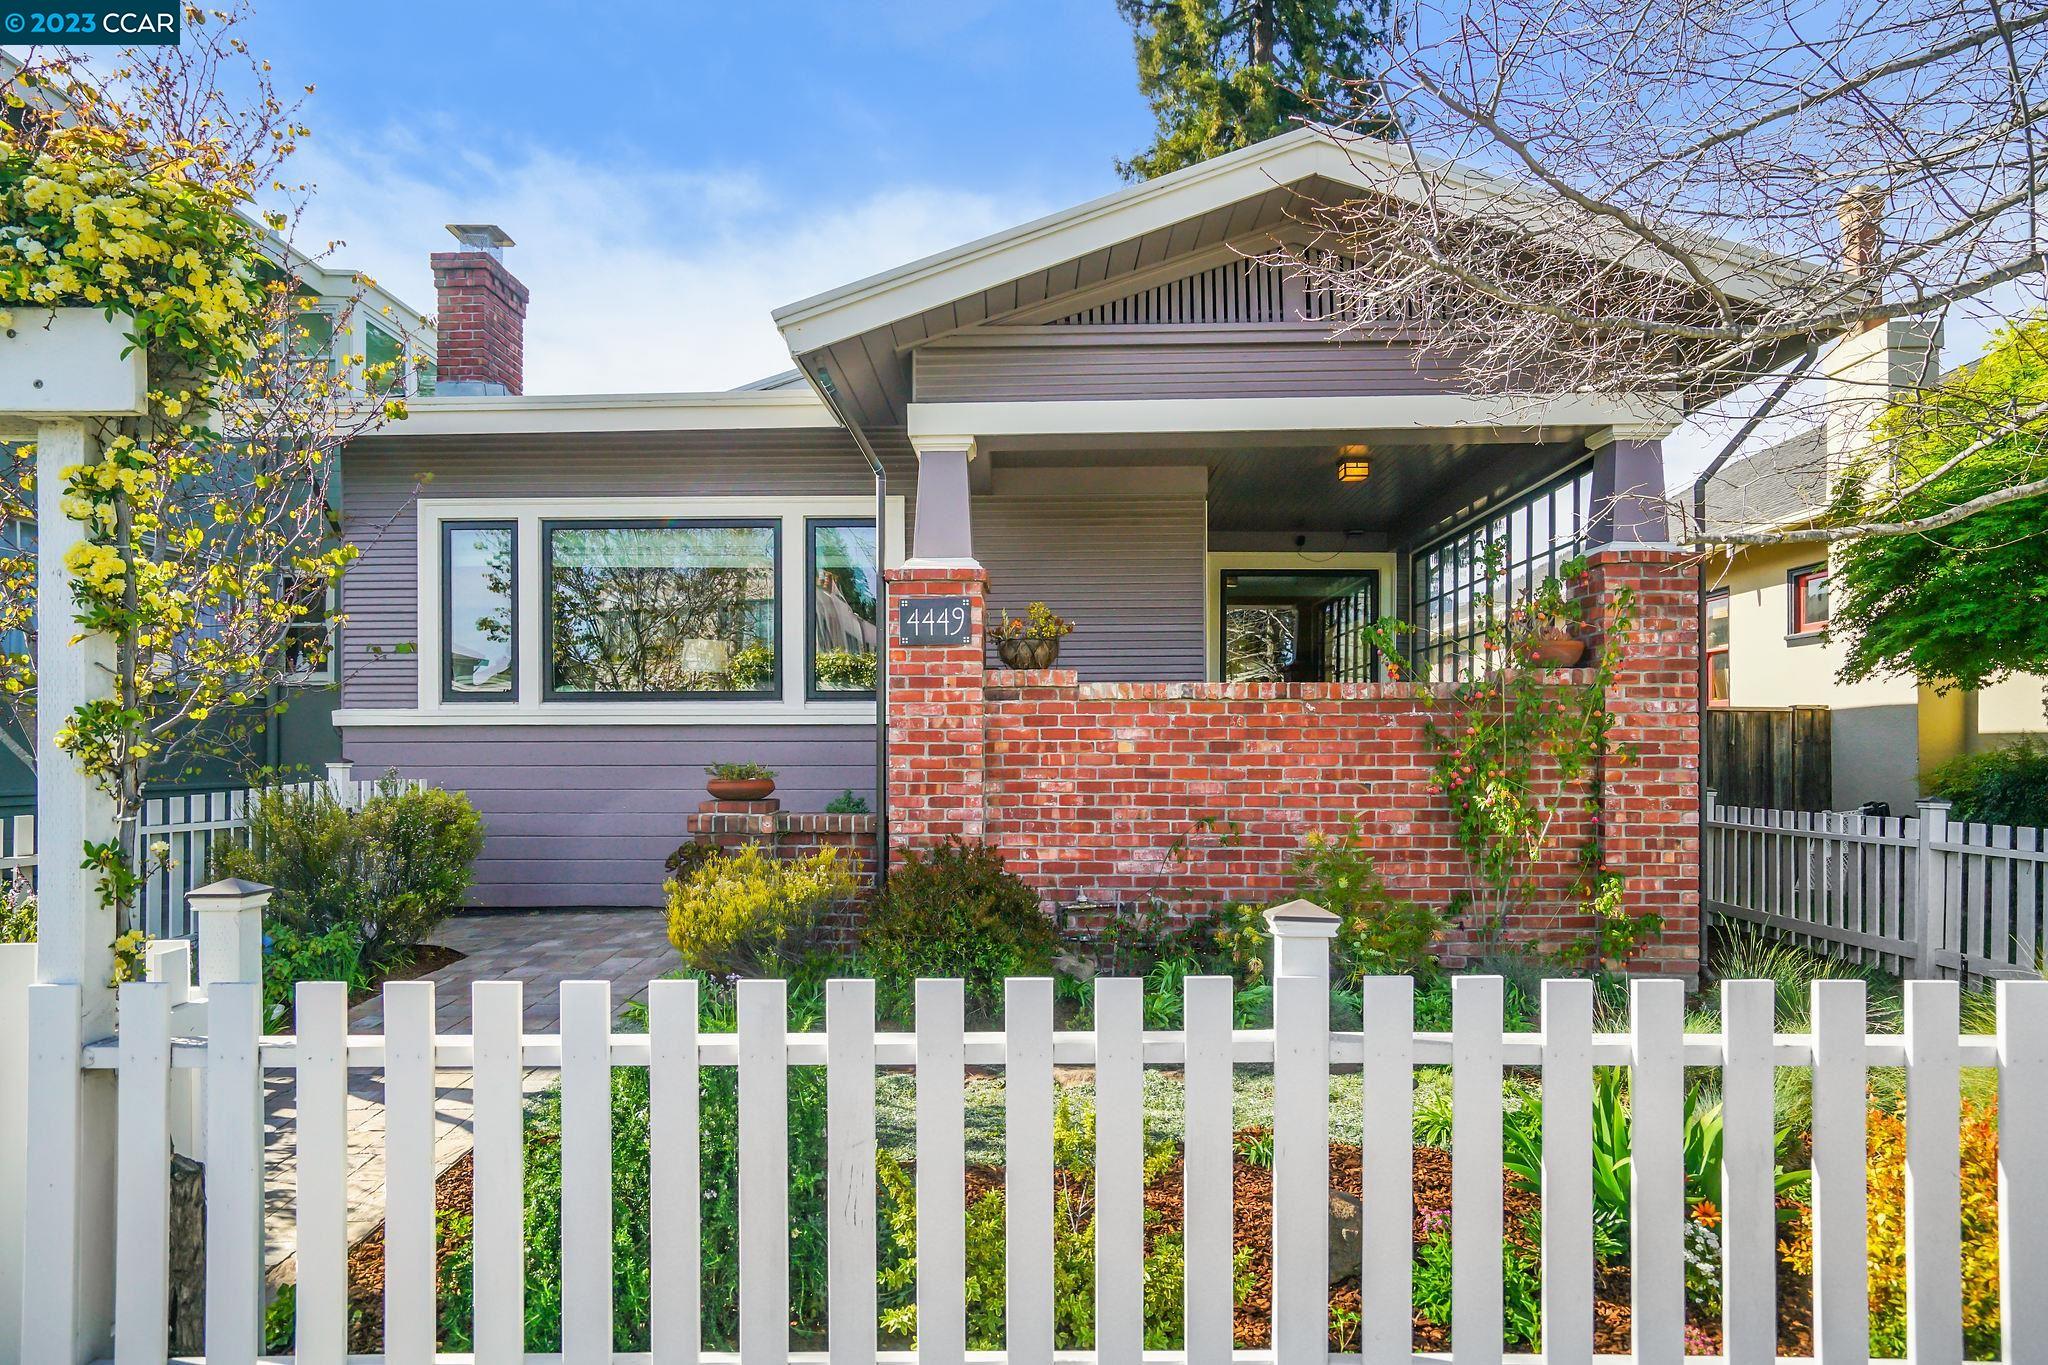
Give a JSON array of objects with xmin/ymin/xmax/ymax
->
[
  {"xmin": 884, "ymin": 565, "xmax": 988, "ymax": 859},
  {"xmin": 1583, "ymin": 547, "xmax": 1702, "ymax": 976}
]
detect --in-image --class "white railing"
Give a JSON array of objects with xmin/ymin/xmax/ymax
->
[
  {"xmin": 1705, "ymin": 791, "xmax": 2048, "ymax": 979},
  {"xmin": 1, "ymin": 761, "xmax": 414, "ymax": 939},
  {"xmin": 8, "ymin": 900, "xmax": 2048, "ymax": 1364}
]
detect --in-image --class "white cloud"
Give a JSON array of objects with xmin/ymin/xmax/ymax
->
[{"xmin": 284, "ymin": 134, "xmax": 1045, "ymax": 394}]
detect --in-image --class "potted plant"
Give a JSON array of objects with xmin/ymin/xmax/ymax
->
[
  {"xmin": 706, "ymin": 762, "xmax": 777, "ymax": 801},
  {"xmin": 989, "ymin": 601, "xmax": 1076, "ymax": 670},
  {"xmin": 1507, "ymin": 575, "xmax": 1586, "ymax": 668}
]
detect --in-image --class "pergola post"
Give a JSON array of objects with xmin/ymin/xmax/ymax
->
[{"xmin": 3, "ymin": 307, "xmax": 149, "ymax": 1362}]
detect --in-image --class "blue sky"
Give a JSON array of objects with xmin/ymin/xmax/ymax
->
[{"xmin": 225, "ymin": 1, "xmax": 1159, "ymax": 394}]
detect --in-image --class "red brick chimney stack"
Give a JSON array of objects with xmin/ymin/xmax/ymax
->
[{"xmin": 431, "ymin": 224, "xmax": 527, "ymax": 396}]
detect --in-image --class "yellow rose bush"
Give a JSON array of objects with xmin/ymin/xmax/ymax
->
[{"xmin": 0, "ymin": 17, "xmax": 415, "ymax": 924}]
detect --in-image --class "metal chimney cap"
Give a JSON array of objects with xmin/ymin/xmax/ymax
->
[{"xmin": 445, "ymin": 223, "xmax": 515, "ymax": 256}]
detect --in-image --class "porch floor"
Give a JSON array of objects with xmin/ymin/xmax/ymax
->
[{"xmin": 261, "ymin": 907, "xmax": 675, "ymax": 1286}]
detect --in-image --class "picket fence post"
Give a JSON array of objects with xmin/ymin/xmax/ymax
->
[
  {"xmin": 324, "ymin": 760, "xmax": 354, "ymax": 807},
  {"xmin": 188, "ymin": 878, "xmax": 271, "ymax": 991},
  {"xmin": 1915, "ymin": 799, "xmax": 1952, "ymax": 978},
  {"xmin": 0, "ymin": 941, "xmax": 34, "ymax": 1362},
  {"xmin": 1265, "ymin": 898, "xmax": 1335, "ymax": 1364}
]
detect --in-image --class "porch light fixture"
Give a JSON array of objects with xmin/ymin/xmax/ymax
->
[{"xmin": 1335, "ymin": 445, "xmax": 1371, "ymax": 483}]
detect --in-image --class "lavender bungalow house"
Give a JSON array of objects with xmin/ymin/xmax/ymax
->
[{"xmin": 335, "ymin": 129, "xmax": 1850, "ymax": 972}]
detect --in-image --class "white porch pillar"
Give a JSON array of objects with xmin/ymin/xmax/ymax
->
[
  {"xmin": 32, "ymin": 422, "xmax": 121, "ymax": 1028},
  {"xmin": 908, "ymin": 438, "xmax": 980, "ymax": 567},
  {"xmin": 1586, "ymin": 424, "xmax": 1675, "ymax": 547}
]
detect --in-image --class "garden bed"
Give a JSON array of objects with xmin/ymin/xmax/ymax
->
[{"xmin": 322, "ymin": 1132, "xmax": 1818, "ymax": 1356}]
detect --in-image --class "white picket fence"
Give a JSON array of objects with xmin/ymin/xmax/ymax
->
[
  {"xmin": 0, "ymin": 761, "xmax": 411, "ymax": 940},
  {"xmin": 7, "ymin": 902, "xmax": 2048, "ymax": 1364},
  {"xmin": 1705, "ymin": 791, "xmax": 2048, "ymax": 980}
]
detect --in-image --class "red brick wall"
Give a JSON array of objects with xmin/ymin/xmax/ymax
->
[
  {"xmin": 884, "ymin": 566, "xmax": 989, "ymax": 848},
  {"xmin": 430, "ymin": 250, "xmax": 529, "ymax": 394},
  {"xmin": 680, "ymin": 799, "xmax": 879, "ymax": 945},
  {"xmin": 884, "ymin": 550, "xmax": 1702, "ymax": 975}
]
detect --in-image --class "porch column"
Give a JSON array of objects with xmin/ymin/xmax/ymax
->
[
  {"xmin": 908, "ymin": 439, "xmax": 979, "ymax": 566},
  {"xmin": 1586, "ymin": 426, "xmax": 1674, "ymax": 547},
  {"xmin": 883, "ymin": 564, "xmax": 989, "ymax": 862},
  {"xmin": 1583, "ymin": 547, "xmax": 1702, "ymax": 977}
]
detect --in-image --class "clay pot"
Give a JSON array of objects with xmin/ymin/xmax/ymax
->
[
  {"xmin": 996, "ymin": 636, "xmax": 1063, "ymax": 670},
  {"xmin": 1523, "ymin": 631, "xmax": 1586, "ymax": 668},
  {"xmin": 707, "ymin": 777, "xmax": 776, "ymax": 802}
]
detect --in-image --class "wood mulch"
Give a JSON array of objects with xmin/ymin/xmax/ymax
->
[
  {"xmin": 350, "ymin": 943, "xmax": 464, "ymax": 1008},
  {"xmin": 327, "ymin": 1128, "xmax": 1817, "ymax": 1357}
]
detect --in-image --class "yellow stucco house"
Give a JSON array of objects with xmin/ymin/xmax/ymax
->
[{"xmin": 1702, "ymin": 324, "xmax": 2045, "ymax": 812}]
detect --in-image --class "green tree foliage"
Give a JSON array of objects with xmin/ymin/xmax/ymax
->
[
  {"xmin": 1116, "ymin": 0, "xmax": 1393, "ymax": 181},
  {"xmin": 1833, "ymin": 318, "xmax": 2048, "ymax": 694}
]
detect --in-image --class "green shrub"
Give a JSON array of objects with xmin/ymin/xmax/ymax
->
[
  {"xmin": 1294, "ymin": 822, "xmax": 1444, "ymax": 980},
  {"xmin": 858, "ymin": 840, "xmax": 1057, "ymax": 1018},
  {"xmin": 705, "ymin": 760, "xmax": 775, "ymax": 783},
  {"xmin": 214, "ymin": 777, "xmax": 482, "ymax": 967},
  {"xmin": 824, "ymin": 789, "xmax": 869, "ymax": 815},
  {"xmin": 1926, "ymin": 734, "xmax": 2048, "ymax": 827},
  {"xmin": 261, "ymin": 922, "xmax": 371, "ymax": 1029},
  {"xmin": 0, "ymin": 874, "xmax": 33, "ymax": 943},
  {"xmin": 665, "ymin": 844, "xmax": 854, "ymax": 977}
]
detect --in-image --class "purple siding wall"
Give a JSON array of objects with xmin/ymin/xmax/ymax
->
[{"xmin": 342, "ymin": 723, "xmax": 877, "ymax": 907}]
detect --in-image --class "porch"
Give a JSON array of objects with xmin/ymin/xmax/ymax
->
[{"xmin": 881, "ymin": 410, "xmax": 1703, "ymax": 975}]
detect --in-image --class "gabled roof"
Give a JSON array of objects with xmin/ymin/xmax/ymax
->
[{"xmin": 772, "ymin": 124, "xmax": 1824, "ymax": 359}]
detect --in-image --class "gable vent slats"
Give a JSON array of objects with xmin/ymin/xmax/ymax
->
[
  {"xmin": 1050, "ymin": 258, "xmax": 1289, "ymax": 326},
  {"xmin": 1044, "ymin": 255, "xmax": 1417, "ymax": 328}
]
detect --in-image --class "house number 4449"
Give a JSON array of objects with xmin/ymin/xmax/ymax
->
[{"xmin": 899, "ymin": 596, "xmax": 972, "ymax": 646}]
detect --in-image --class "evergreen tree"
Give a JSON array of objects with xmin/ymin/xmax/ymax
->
[{"xmin": 1116, "ymin": 0, "xmax": 1393, "ymax": 181}]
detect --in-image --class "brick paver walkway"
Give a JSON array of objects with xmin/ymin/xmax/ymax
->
[{"xmin": 262, "ymin": 908, "xmax": 675, "ymax": 1284}]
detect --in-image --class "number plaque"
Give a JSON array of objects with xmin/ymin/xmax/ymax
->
[{"xmin": 898, "ymin": 595, "xmax": 973, "ymax": 646}]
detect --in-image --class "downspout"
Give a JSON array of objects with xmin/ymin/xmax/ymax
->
[{"xmin": 802, "ymin": 364, "xmax": 891, "ymax": 890}]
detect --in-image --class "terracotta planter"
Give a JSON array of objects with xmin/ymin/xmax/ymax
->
[
  {"xmin": 707, "ymin": 777, "xmax": 776, "ymax": 802},
  {"xmin": 996, "ymin": 636, "xmax": 1063, "ymax": 670},
  {"xmin": 1524, "ymin": 632, "xmax": 1586, "ymax": 668}
]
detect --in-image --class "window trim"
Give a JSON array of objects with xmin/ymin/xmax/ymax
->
[
  {"xmin": 283, "ymin": 579, "xmax": 340, "ymax": 687},
  {"xmin": 394, "ymin": 496, "xmax": 905, "ymax": 726},
  {"xmin": 1705, "ymin": 588, "xmax": 1732, "ymax": 707},
  {"xmin": 804, "ymin": 516, "xmax": 879, "ymax": 702},
  {"xmin": 440, "ymin": 520, "xmax": 520, "ymax": 704},
  {"xmin": 1787, "ymin": 562, "xmax": 1830, "ymax": 641},
  {"xmin": 541, "ymin": 517, "xmax": 784, "ymax": 703},
  {"xmin": 1409, "ymin": 460, "xmax": 1593, "ymax": 682}
]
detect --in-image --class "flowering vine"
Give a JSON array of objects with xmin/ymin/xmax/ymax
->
[{"xmin": 0, "ymin": 15, "xmax": 422, "ymax": 941}]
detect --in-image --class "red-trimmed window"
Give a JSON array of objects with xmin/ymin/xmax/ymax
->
[
  {"xmin": 1791, "ymin": 565, "xmax": 1830, "ymax": 635},
  {"xmin": 1706, "ymin": 590, "xmax": 1731, "ymax": 705}
]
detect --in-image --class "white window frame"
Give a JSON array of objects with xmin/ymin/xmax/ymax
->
[
  {"xmin": 283, "ymin": 581, "xmax": 339, "ymax": 686},
  {"xmin": 403, "ymin": 495, "xmax": 905, "ymax": 725}
]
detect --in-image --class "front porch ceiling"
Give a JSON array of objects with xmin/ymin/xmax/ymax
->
[{"xmin": 991, "ymin": 434, "xmax": 1590, "ymax": 545}]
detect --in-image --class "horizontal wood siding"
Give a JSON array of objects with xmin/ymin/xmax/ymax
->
[
  {"xmin": 341, "ymin": 724, "xmax": 876, "ymax": 907},
  {"xmin": 338, "ymin": 428, "xmax": 915, "ymax": 710},
  {"xmin": 913, "ymin": 339, "xmax": 1467, "ymax": 402},
  {"xmin": 976, "ymin": 492, "xmax": 1207, "ymax": 681}
]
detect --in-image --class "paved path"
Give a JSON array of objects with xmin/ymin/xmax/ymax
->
[{"xmin": 262, "ymin": 908, "xmax": 675, "ymax": 1284}]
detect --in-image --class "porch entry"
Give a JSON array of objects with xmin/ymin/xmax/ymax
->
[{"xmin": 1220, "ymin": 568, "xmax": 1379, "ymax": 683}]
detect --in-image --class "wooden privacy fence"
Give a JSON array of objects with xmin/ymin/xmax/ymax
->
[
  {"xmin": 1706, "ymin": 792, "xmax": 2048, "ymax": 980},
  {"xmin": 9, "ymin": 902, "xmax": 2048, "ymax": 1364},
  {"xmin": 1703, "ymin": 706, "xmax": 1833, "ymax": 811},
  {"xmin": 0, "ymin": 761, "xmax": 414, "ymax": 939}
]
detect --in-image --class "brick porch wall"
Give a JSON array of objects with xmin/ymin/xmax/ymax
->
[{"xmin": 886, "ymin": 552, "xmax": 1701, "ymax": 975}]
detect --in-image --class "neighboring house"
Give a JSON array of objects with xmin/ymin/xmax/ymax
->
[
  {"xmin": 1700, "ymin": 328, "xmax": 2047, "ymax": 814},
  {"xmin": 329, "ymin": 123, "xmax": 1851, "ymax": 976}
]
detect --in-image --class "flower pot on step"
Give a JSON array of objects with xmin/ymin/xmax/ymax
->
[{"xmin": 707, "ymin": 777, "xmax": 776, "ymax": 802}]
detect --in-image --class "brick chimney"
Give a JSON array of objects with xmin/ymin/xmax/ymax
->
[{"xmin": 431, "ymin": 224, "xmax": 527, "ymax": 396}]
